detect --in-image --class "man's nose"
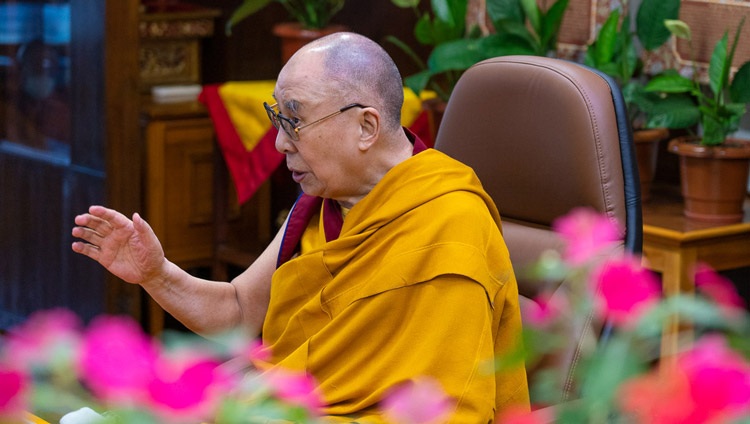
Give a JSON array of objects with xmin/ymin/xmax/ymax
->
[{"xmin": 274, "ymin": 128, "xmax": 296, "ymax": 154}]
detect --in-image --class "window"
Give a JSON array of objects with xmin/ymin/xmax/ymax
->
[{"xmin": 1, "ymin": 1, "xmax": 71, "ymax": 160}]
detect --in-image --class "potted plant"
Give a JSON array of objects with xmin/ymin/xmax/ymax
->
[
  {"xmin": 644, "ymin": 18, "xmax": 750, "ymax": 223},
  {"xmin": 386, "ymin": 0, "xmax": 570, "ymax": 138},
  {"xmin": 225, "ymin": 0, "xmax": 347, "ymax": 63},
  {"xmin": 583, "ymin": 0, "xmax": 683, "ymax": 201}
]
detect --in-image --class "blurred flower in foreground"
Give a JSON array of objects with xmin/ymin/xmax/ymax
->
[
  {"xmin": 2, "ymin": 308, "xmax": 81, "ymax": 370},
  {"xmin": 265, "ymin": 369, "xmax": 322, "ymax": 413},
  {"xmin": 382, "ymin": 377, "xmax": 454, "ymax": 424},
  {"xmin": 619, "ymin": 335, "xmax": 750, "ymax": 423},
  {"xmin": 148, "ymin": 354, "xmax": 234, "ymax": 422},
  {"xmin": 0, "ymin": 366, "xmax": 28, "ymax": 421},
  {"xmin": 552, "ymin": 207, "xmax": 621, "ymax": 265},
  {"xmin": 522, "ymin": 290, "xmax": 568, "ymax": 328},
  {"xmin": 496, "ymin": 404, "xmax": 553, "ymax": 424},
  {"xmin": 78, "ymin": 315, "xmax": 159, "ymax": 404},
  {"xmin": 694, "ymin": 263, "xmax": 747, "ymax": 317},
  {"xmin": 591, "ymin": 256, "xmax": 661, "ymax": 327}
]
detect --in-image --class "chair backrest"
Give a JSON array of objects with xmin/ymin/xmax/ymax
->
[{"xmin": 434, "ymin": 55, "xmax": 642, "ymax": 404}]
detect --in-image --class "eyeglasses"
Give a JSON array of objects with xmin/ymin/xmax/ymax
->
[{"xmin": 264, "ymin": 102, "xmax": 367, "ymax": 141}]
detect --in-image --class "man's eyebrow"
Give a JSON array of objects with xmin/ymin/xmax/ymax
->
[{"xmin": 282, "ymin": 99, "xmax": 301, "ymax": 114}]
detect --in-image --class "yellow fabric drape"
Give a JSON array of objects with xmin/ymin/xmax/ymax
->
[{"xmin": 218, "ymin": 81, "xmax": 435, "ymax": 151}]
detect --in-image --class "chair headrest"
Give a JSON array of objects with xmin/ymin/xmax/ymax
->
[{"xmin": 435, "ymin": 55, "xmax": 627, "ymax": 234}]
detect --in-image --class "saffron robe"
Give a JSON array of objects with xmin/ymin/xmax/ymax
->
[{"xmin": 258, "ymin": 148, "xmax": 530, "ymax": 422}]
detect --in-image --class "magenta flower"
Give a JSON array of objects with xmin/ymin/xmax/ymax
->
[
  {"xmin": 3, "ymin": 308, "xmax": 81, "ymax": 370},
  {"xmin": 78, "ymin": 315, "xmax": 159, "ymax": 404},
  {"xmin": 382, "ymin": 377, "xmax": 454, "ymax": 424},
  {"xmin": 618, "ymin": 364, "xmax": 694, "ymax": 423},
  {"xmin": 619, "ymin": 335, "xmax": 750, "ymax": 423},
  {"xmin": 496, "ymin": 405, "xmax": 553, "ymax": 424},
  {"xmin": 552, "ymin": 207, "xmax": 622, "ymax": 266},
  {"xmin": 591, "ymin": 256, "xmax": 660, "ymax": 327},
  {"xmin": 677, "ymin": 335, "xmax": 750, "ymax": 422},
  {"xmin": 0, "ymin": 366, "xmax": 28, "ymax": 421},
  {"xmin": 147, "ymin": 355, "xmax": 234, "ymax": 422},
  {"xmin": 694, "ymin": 263, "xmax": 746, "ymax": 316},
  {"xmin": 265, "ymin": 369, "xmax": 322, "ymax": 413},
  {"xmin": 522, "ymin": 290, "xmax": 568, "ymax": 328}
]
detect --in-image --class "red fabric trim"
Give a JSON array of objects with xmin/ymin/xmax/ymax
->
[
  {"xmin": 409, "ymin": 109, "xmax": 434, "ymax": 148},
  {"xmin": 199, "ymin": 84, "xmax": 285, "ymax": 204}
]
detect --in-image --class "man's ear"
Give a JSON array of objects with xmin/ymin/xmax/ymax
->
[{"xmin": 358, "ymin": 108, "xmax": 380, "ymax": 151}]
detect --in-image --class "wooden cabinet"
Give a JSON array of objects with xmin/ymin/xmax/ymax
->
[
  {"xmin": 143, "ymin": 99, "xmax": 273, "ymax": 265},
  {"xmin": 141, "ymin": 99, "xmax": 272, "ymax": 332}
]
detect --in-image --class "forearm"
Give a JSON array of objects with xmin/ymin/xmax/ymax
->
[{"xmin": 139, "ymin": 260, "xmax": 245, "ymax": 337}]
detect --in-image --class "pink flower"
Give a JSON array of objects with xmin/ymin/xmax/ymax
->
[
  {"xmin": 147, "ymin": 355, "xmax": 233, "ymax": 422},
  {"xmin": 552, "ymin": 207, "xmax": 622, "ymax": 265},
  {"xmin": 522, "ymin": 290, "xmax": 568, "ymax": 328},
  {"xmin": 265, "ymin": 369, "xmax": 322, "ymax": 414},
  {"xmin": 3, "ymin": 308, "xmax": 81, "ymax": 370},
  {"xmin": 78, "ymin": 315, "xmax": 159, "ymax": 404},
  {"xmin": 382, "ymin": 377, "xmax": 454, "ymax": 424},
  {"xmin": 618, "ymin": 335, "xmax": 750, "ymax": 423},
  {"xmin": 618, "ymin": 365, "xmax": 694, "ymax": 424},
  {"xmin": 591, "ymin": 256, "xmax": 660, "ymax": 327},
  {"xmin": 694, "ymin": 263, "xmax": 746, "ymax": 316},
  {"xmin": 0, "ymin": 366, "xmax": 28, "ymax": 421},
  {"xmin": 677, "ymin": 335, "xmax": 750, "ymax": 422},
  {"xmin": 496, "ymin": 405, "xmax": 553, "ymax": 424}
]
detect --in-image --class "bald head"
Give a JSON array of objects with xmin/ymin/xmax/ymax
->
[{"xmin": 286, "ymin": 32, "xmax": 405, "ymax": 132}]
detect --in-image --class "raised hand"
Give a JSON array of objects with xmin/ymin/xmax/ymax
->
[{"xmin": 71, "ymin": 205, "xmax": 167, "ymax": 286}]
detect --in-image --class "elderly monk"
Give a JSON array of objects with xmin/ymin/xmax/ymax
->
[{"xmin": 71, "ymin": 32, "xmax": 529, "ymax": 422}]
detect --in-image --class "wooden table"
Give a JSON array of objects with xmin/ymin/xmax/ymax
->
[{"xmin": 641, "ymin": 185, "xmax": 750, "ymax": 357}]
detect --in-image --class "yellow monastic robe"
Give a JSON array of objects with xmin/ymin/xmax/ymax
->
[{"xmin": 258, "ymin": 149, "xmax": 530, "ymax": 422}]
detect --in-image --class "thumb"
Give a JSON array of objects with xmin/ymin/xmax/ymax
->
[{"xmin": 132, "ymin": 212, "xmax": 153, "ymax": 235}]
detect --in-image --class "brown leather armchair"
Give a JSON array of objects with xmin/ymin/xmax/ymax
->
[{"xmin": 434, "ymin": 55, "xmax": 643, "ymax": 405}]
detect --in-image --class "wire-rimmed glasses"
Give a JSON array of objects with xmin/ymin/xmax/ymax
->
[{"xmin": 263, "ymin": 102, "xmax": 367, "ymax": 141}]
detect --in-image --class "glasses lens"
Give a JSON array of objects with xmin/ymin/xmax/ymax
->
[
  {"xmin": 264, "ymin": 103, "xmax": 299, "ymax": 141},
  {"xmin": 264, "ymin": 103, "xmax": 280, "ymax": 130}
]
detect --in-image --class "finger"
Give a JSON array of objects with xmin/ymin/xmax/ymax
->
[
  {"xmin": 71, "ymin": 225, "xmax": 105, "ymax": 246},
  {"xmin": 71, "ymin": 240, "xmax": 102, "ymax": 261},
  {"xmin": 88, "ymin": 205, "xmax": 133, "ymax": 231},
  {"xmin": 73, "ymin": 214, "xmax": 113, "ymax": 238}
]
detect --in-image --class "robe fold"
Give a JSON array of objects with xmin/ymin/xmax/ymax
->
[{"xmin": 257, "ymin": 146, "xmax": 529, "ymax": 422}]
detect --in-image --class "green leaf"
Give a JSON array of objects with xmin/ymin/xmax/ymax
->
[
  {"xmin": 414, "ymin": 13, "xmax": 436, "ymax": 45},
  {"xmin": 635, "ymin": 0, "xmax": 680, "ymax": 51},
  {"xmin": 430, "ymin": 0, "xmax": 452, "ymax": 24},
  {"xmin": 492, "ymin": 19, "xmax": 539, "ymax": 52},
  {"xmin": 730, "ymin": 61, "xmax": 750, "ymax": 103},
  {"xmin": 644, "ymin": 72, "xmax": 694, "ymax": 94},
  {"xmin": 538, "ymin": 0, "xmax": 569, "ymax": 53},
  {"xmin": 427, "ymin": 38, "xmax": 485, "ymax": 73},
  {"xmin": 481, "ymin": 33, "xmax": 538, "ymax": 57},
  {"xmin": 486, "ymin": 0, "xmax": 524, "ymax": 24},
  {"xmin": 665, "ymin": 19, "xmax": 691, "ymax": 40},
  {"xmin": 520, "ymin": 0, "xmax": 541, "ymax": 36},
  {"xmin": 644, "ymin": 93, "xmax": 700, "ymax": 129},
  {"xmin": 707, "ymin": 32, "xmax": 729, "ymax": 97},
  {"xmin": 225, "ymin": 0, "xmax": 273, "ymax": 35},
  {"xmin": 391, "ymin": 0, "xmax": 419, "ymax": 8},
  {"xmin": 591, "ymin": 9, "xmax": 620, "ymax": 67},
  {"xmin": 579, "ymin": 336, "xmax": 646, "ymax": 405},
  {"xmin": 404, "ymin": 70, "xmax": 432, "ymax": 94}
]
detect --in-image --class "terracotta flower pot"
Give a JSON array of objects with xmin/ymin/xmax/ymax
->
[
  {"xmin": 633, "ymin": 128, "xmax": 669, "ymax": 202},
  {"xmin": 272, "ymin": 22, "xmax": 347, "ymax": 64},
  {"xmin": 668, "ymin": 136, "xmax": 750, "ymax": 223}
]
